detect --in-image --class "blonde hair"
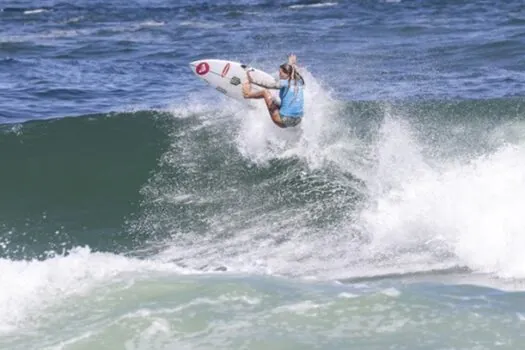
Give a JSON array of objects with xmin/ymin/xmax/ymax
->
[{"xmin": 279, "ymin": 63, "xmax": 305, "ymax": 96}]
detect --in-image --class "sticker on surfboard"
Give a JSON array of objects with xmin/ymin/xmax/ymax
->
[
  {"xmin": 221, "ymin": 63, "xmax": 231, "ymax": 77},
  {"xmin": 196, "ymin": 62, "xmax": 209, "ymax": 75},
  {"xmin": 230, "ymin": 77, "xmax": 241, "ymax": 86}
]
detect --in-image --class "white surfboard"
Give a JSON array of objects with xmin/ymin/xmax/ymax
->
[{"xmin": 189, "ymin": 59, "xmax": 278, "ymax": 105}]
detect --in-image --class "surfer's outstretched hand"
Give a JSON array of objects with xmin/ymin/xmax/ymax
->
[{"xmin": 288, "ymin": 54, "xmax": 297, "ymax": 66}]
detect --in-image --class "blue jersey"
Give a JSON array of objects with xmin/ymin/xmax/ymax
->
[{"xmin": 278, "ymin": 79, "xmax": 304, "ymax": 117}]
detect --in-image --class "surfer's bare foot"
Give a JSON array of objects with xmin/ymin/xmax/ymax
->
[{"xmin": 242, "ymin": 81, "xmax": 252, "ymax": 98}]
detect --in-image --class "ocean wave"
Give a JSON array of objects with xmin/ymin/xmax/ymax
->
[{"xmin": 1, "ymin": 97, "xmax": 525, "ymax": 282}]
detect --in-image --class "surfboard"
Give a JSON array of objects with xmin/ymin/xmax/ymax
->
[{"xmin": 189, "ymin": 59, "xmax": 278, "ymax": 105}]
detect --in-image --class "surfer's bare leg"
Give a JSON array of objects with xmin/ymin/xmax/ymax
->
[{"xmin": 243, "ymin": 82, "xmax": 285, "ymax": 128}]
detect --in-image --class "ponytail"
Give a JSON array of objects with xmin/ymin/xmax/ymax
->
[{"xmin": 280, "ymin": 62, "xmax": 305, "ymax": 97}]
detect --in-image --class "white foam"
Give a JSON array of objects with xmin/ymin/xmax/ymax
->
[
  {"xmin": 360, "ymin": 113, "xmax": 525, "ymax": 279},
  {"xmin": 0, "ymin": 247, "xmax": 190, "ymax": 335},
  {"xmin": 64, "ymin": 16, "xmax": 83, "ymax": 24},
  {"xmin": 179, "ymin": 21, "xmax": 222, "ymax": 29},
  {"xmin": 139, "ymin": 20, "xmax": 165, "ymax": 27},
  {"xmin": 24, "ymin": 9, "xmax": 48, "ymax": 15},
  {"xmin": 42, "ymin": 331, "xmax": 95, "ymax": 350},
  {"xmin": 234, "ymin": 66, "xmax": 359, "ymax": 172},
  {"xmin": 380, "ymin": 288, "xmax": 401, "ymax": 297},
  {"xmin": 289, "ymin": 2, "xmax": 338, "ymax": 9},
  {"xmin": 338, "ymin": 292, "xmax": 359, "ymax": 299},
  {"xmin": 273, "ymin": 300, "xmax": 326, "ymax": 315}
]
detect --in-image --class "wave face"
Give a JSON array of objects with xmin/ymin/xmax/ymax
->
[
  {"xmin": 3, "ymin": 92, "xmax": 525, "ymax": 281},
  {"xmin": 0, "ymin": 111, "xmax": 172, "ymax": 258}
]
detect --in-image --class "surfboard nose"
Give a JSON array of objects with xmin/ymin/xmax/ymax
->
[
  {"xmin": 189, "ymin": 60, "xmax": 199, "ymax": 72},
  {"xmin": 190, "ymin": 59, "xmax": 211, "ymax": 76}
]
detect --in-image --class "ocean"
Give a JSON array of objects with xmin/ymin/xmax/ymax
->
[{"xmin": 2, "ymin": 0, "xmax": 525, "ymax": 349}]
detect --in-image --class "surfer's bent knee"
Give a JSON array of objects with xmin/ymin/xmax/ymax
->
[{"xmin": 271, "ymin": 114, "xmax": 286, "ymax": 128}]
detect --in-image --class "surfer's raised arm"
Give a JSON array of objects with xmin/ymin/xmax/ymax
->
[
  {"xmin": 246, "ymin": 71, "xmax": 280, "ymax": 89},
  {"xmin": 288, "ymin": 54, "xmax": 297, "ymax": 66}
]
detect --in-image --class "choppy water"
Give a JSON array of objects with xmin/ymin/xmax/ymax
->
[{"xmin": 2, "ymin": 1, "xmax": 525, "ymax": 349}]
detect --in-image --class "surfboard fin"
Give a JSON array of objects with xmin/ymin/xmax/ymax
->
[{"xmin": 241, "ymin": 64, "xmax": 254, "ymax": 72}]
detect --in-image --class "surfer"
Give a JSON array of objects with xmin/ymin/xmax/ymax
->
[{"xmin": 242, "ymin": 54, "xmax": 305, "ymax": 128}]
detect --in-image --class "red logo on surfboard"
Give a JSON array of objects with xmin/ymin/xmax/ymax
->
[
  {"xmin": 221, "ymin": 63, "xmax": 230, "ymax": 77},
  {"xmin": 196, "ymin": 62, "xmax": 209, "ymax": 75}
]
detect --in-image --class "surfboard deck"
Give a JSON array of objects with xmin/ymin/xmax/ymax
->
[{"xmin": 189, "ymin": 59, "xmax": 278, "ymax": 105}]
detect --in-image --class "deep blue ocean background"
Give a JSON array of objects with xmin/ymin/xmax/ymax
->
[{"xmin": 2, "ymin": 1, "xmax": 525, "ymax": 349}]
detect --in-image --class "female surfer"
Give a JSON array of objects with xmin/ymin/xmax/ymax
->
[{"xmin": 242, "ymin": 54, "xmax": 305, "ymax": 128}]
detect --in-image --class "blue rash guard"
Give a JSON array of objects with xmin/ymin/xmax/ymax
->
[
  {"xmin": 250, "ymin": 75, "xmax": 304, "ymax": 118},
  {"xmin": 278, "ymin": 79, "xmax": 304, "ymax": 118}
]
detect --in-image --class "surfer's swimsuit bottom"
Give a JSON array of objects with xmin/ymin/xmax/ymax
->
[
  {"xmin": 280, "ymin": 115, "xmax": 302, "ymax": 127},
  {"xmin": 270, "ymin": 96, "xmax": 302, "ymax": 127}
]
